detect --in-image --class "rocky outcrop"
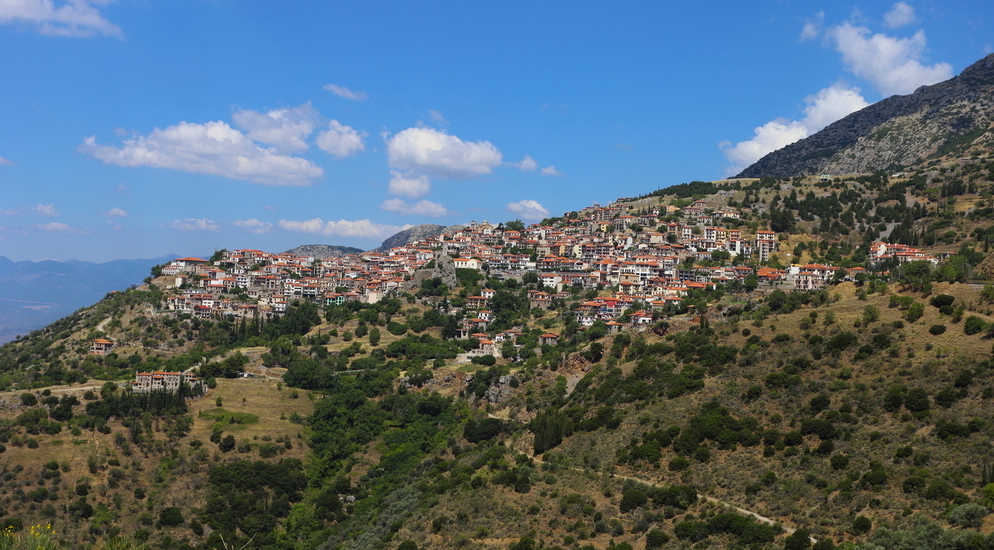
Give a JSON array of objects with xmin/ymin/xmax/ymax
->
[
  {"xmin": 372, "ymin": 224, "xmax": 465, "ymax": 253},
  {"xmin": 396, "ymin": 252, "xmax": 458, "ymax": 294},
  {"xmin": 738, "ymin": 53, "xmax": 994, "ymax": 178}
]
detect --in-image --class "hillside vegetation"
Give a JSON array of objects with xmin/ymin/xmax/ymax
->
[{"xmin": 2, "ymin": 155, "xmax": 994, "ymax": 549}]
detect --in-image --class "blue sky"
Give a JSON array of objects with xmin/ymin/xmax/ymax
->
[{"xmin": 0, "ymin": 0, "xmax": 990, "ymax": 262}]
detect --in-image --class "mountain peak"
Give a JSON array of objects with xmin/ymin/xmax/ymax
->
[{"xmin": 737, "ymin": 52, "xmax": 994, "ymax": 178}]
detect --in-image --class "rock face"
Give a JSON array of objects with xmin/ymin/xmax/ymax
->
[
  {"xmin": 373, "ymin": 224, "xmax": 465, "ymax": 253},
  {"xmin": 396, "ymin": 252, "xmax": 458, "ymax": 294},
  {"xmin": 282, "ymin": 244, "xmax": 364, "ymax": 258},
  {"xmin": 738, "ymin": 53, "xmax": 994, "ymax": 178}
]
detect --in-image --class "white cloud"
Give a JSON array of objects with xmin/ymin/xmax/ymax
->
[
  {"xmin": 36, "ymin": 221, "xmax": 83, "ymax": 233},
  {"xmin": 0, "ymin": 156, "xmax": 13, "ymax": 165},
  {"xmin": 800, "ymin": 11, "xmax": 824, "ymax": 41},
  {"xmin": 116, "ymin": 183, "xmax": 129, "ymax": 195},
  {"xmin": 800, "ymin": 84, "xmax": 871, "ymax": 132},
  {"xmin": 379, "ymin": 198, "xmax": 451, "ymax": 217},
  {"xmin": 169, "ymin": 218, "xmax": 220, "ymax": 232},
  {"xmin": 387, "ymin": 127, "xmax": 502, "ymax": 179},
  {"xmin": 323, "ymin": 84, "xmax": 367, "ymax": 101},
  {"xmin": 277, "ymin": 218, "xmax": 409, "ymax": 239},
  {"xmin": 826, "ymin": 22, "xmax": 953, "ymax": 96},
  {"xmin": 388, "ymin": 170, "xmax": 431, "ymax": 198},
  {"xmin": 883, "ymin": 2, "xmax": 916, "ymax": 28},
  {"xmin": 34, "ymin": 203, "xmax": 58, "ymax": 216},
  {"xmin": 101, "ymin": 207, "xmax": 127, "ymax": 218},
  {"xmin": 80, "ymin": 121, "xmax": 324, "ymax": 186},
  {"xmin": 721, "ymin": 83, "xmax": 869, "ymax": 174},
  {"xmin": 507, "ymin": 199, "xmax": 550, "ymax": 221},
  {"xmin": 315, "ymin": 120, "xmax": 366, "ymax": 158},
  {"xmin": 428, "ymin": 109, "xmax": 449, "ymax": 125},
  {"xmin": 233, "ymin": 218, "xmax": 274, "ymax": 234},
  {"xmin": 232, "ymin": 103, "xmax": 320, "ymax": 153},
  {"xmin": 509, "ymin": 155, "xmax": 538, "ymax": 171},
  {"xmin": 540, "ymin": 165, "xmax": 562, "ymax": 176},
  {"xmin": 0, "ymin": 203, "xmax": 59, "ymax": 216},
  {"xmin": 0, "ymin": 0, "xmax": 121, "ymax": 38}
]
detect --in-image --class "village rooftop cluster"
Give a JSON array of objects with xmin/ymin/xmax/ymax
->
[{"xmin": 148, "ymin": 196, "xmax": 939, "ymax": 332}]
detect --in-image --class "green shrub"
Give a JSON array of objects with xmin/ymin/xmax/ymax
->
[
  {"xmin": 645, "ymin": 529, "xmax": 670, "ymax": 549},
  {"xmin": 619, "ymin": 487, "xmax": 647, "ymax": 513},
  {"xmin": 964, "ymin": 316, "xmax": 987, "ymax": 335},
  {"xmin": 930, "ymin": 294, "xmax": 955, "ymax": 308},
  {"xmin": 668, "ymin": 457, "xmax": 690, "ymax": 471},
  {"xmin": 159, "ymin": 506, "xmax": 183, "ymax": 527},
  {"xmin": 947, "ymin": 503, "xmax": 988, "ymax": 528},
  {"xmin": 928, "ymin": 324, "xmax": 946, "ymax": 335},
  {"xmin": 852, "ymin": 516, "xmax": 871, "ymax": 534}
]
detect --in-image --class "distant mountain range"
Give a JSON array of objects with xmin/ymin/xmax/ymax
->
[
  {"xmin": 738, "ymin": 53, "xmax": 994, "ymax": 178},
  {"xmin": 0, "ymin": 223, "xmax": 472, "ymax": 343},
  {"xmin": 0, "ymin": 255, "xmax": 175, "ymax": 344}
]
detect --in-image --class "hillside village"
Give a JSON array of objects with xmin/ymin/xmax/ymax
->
[{"xmin": 152, "ymin": 180, "xmax": 939, "ymax": 343}]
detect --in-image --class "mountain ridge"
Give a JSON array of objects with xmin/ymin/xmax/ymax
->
[
  {"xmin": 738, "ymin": 53, "xmax": 994, "ymax": 178},
  {"xmin": 373, "ymin": 223, "xmax": 466, "ymax": 252}
]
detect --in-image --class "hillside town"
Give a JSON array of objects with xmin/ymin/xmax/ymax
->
[{"xmin": 148, "ymin": 197, "xmax": 940, "ymax": 335}]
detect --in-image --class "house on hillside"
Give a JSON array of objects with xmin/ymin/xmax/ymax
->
[
  {"xmin": 132, "ymin": 371, "xmax": 201, "ymax": 394},
  {"xmin": 89, "ymin": 339, "xmax": 114, "ymax": 356}
]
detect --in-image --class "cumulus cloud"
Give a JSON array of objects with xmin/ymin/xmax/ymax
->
[
  {"xmin": 101, "ymin": 207, "xmax": 127, "ymax": 218},
  {"xmin": 388, "ymin": 170, "xmax": 431, "ymax": 199},
  {"xmin": 387, "ymin": 127, "xmax": 502, "ymax": 179},
  {"xmin": 0, "ymin": 156, "xmax": 13, "ymax": 165},
  {"xmin": 323, "ymin": 84, "xmax": 367, "ymax": 101},
  {"xmin": 379, "ymin": 198, "xmax": 451, "ymax": 217},
  {"xmin": 233, "ymin": 218, "xmax": 274, "ymax": 234},
  {"xmin": 169, "ymin": 218, "xmax": 220, "ymax": 232},
  {"xmin": 232, "ymin": 103, "xmax": 320, "ymax": 153},
  {"xmin": 507, "ymin": 199, "xmax": 550, "ymax": 221},
  {"xmin": 800, "ymin": 11, "xmax": 824, "ymax": 41},
  {"xmin": 800, "ymin": 84, "xmax": 872, "ymax": 131},
  {"xmin": 80, "ymin": 121, "xmax": 324, "ymax": 186},
  {"xmin": 315, "ymin": 120, "xmax": 366, "ymax": 158},
  {"xmin": 277, "ymin": 218, "xmax": 409, "ymax": 239},
  {"xmin": 883, "ymin": 2, "xmax": 916, "ymax": 28},
  {"xmin": 826, "ymin": 22, "xmax": 953, "ymax": 96},
  {"xmin": 509, "ymin": 155, "xmax": 538, "ymax": 171},
  {"xmin": 540, "ymin": 165, "xmax": 562, "ymax": 176},
  {"xmin": 37, "ymin": 221, "xmax": 83, "ymax": 233},
  {"xmin": 721, "ymin": 83, "xmax": 869, "ymax": 174},
  {"xmin": 0, "ymin": 0, "xmax": 121, "ymax": 38}
]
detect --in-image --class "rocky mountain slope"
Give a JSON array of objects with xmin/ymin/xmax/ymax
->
[
  {"xmin": 373, "ymin": 223, "xmax": 465, "ymax": 252},
  {"xmin": 738, "ymin": 53, "xmax": 994, "ymax": 178}
]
